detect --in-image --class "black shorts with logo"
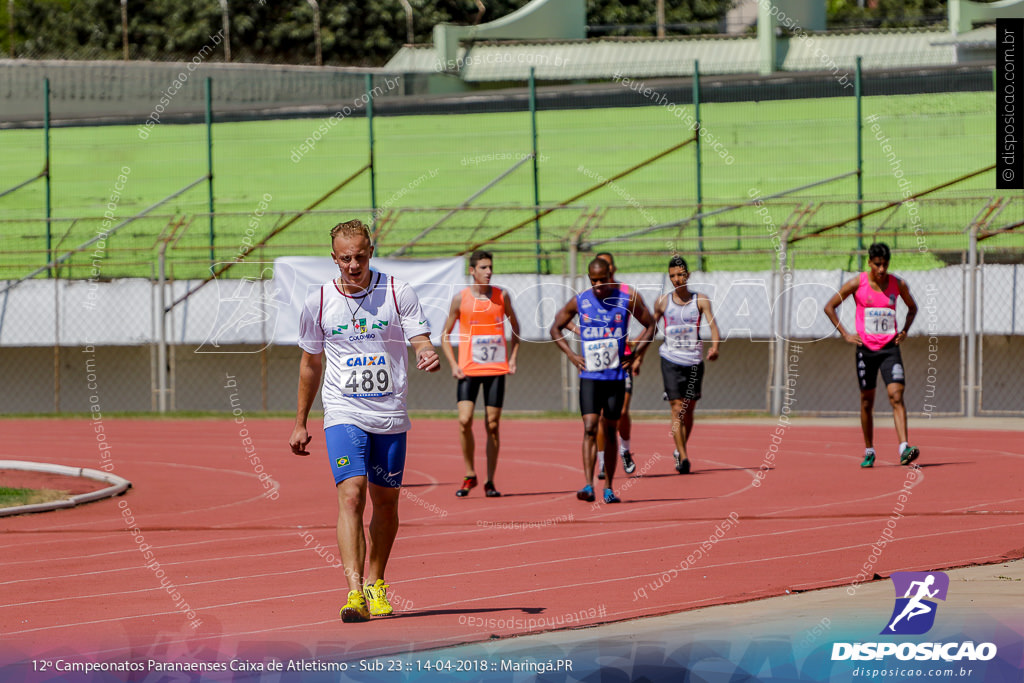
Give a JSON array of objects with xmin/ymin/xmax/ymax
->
[
  {"xmin": 856, "ymin": 342, "xmax": 905, "ymax": 391},
  {"xmin": 661, "ymin": 357, "xmax": 704, "ymax": 402},
  {"xmin": 579, "ymin": 378, "xmax": 626, "ymax": 420},
  {"xmin": 457, "ymin": 375, "xmax": 506, "ymax": 408}
]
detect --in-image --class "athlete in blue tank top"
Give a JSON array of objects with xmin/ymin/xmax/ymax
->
[
  {"xmin": 576, "ymin": 285, "xmax": 631, "ymax": 381},
  {"xmin": 551, "ymin": 258, "xmax": 657, "ymax": 505}
]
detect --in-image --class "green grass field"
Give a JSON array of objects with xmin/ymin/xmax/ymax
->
[
  {"xmin": 1, "ymin": 90, "xmax": 1007, "ymax": 279},
  {"xmin": 0, "ymin": 486, "xmax": 69, "ymax": 508}
]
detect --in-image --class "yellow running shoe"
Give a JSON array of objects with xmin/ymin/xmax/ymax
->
[
  {"xmin": 340, "ymin": 590, "xmax": 371, "ymax": 623},
  {"xmin": 363, "ymin": 579, "xmax": 393, "ymax": 616}
]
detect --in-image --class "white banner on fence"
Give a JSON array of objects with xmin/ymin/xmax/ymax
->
[
  {"xmin": 1, "ymin": 265, "xmax": 1019, "ymax": 346},
  {"xmin": 269, "ymin": 256, "xmax": 465, "ymax": 345}
]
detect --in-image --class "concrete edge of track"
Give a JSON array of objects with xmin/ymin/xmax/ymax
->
[
  {"xmin": 426, "ymin": 555, "xmax": 1024, "ymax": 660},
  {"xmin": 0, "ymin": 459, "xmax": 131, "ymax": 517}
]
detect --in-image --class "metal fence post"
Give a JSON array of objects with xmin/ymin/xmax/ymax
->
[
  {"xmin": 53, "ymin": 272, "xmax": 60, "ymax": 413},
  {"xmin": 564, "ymin": 232, "xmax": 580, "ymax": 412},
  {"xmin": 771, "ymin": 227, "xmax": 791, "ymax": 415},
  {"xmin": 530, "ymin": 68, "xmax": 542, "ymax": 275},
  {"xmin": 694, "ymin": 60, "xmax": 704, "ymax": 271},
  {"xmin": 44, "ymin": 77, "xmax": 52, "ymax": 277},
  {"xmin": 966, "ymin": 223, "xmax": 978, "ymax": 417},
  {"xmin": 206, "ymin": 77, "xmax": 215, "ymax": 264},
  {"xmin": 855, "ymin": 57, "xmax": 864, "ymax": 271},
  {"xmin": 366, "ymin": 73, "xmax": 377, "ymax": 218},
  {"xmin": 157, "ymin": 239, "xmax": 169, "ymax": 414}
]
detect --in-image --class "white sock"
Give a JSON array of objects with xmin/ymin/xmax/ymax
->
[
  {"xmin": 620, "ymin": 439, "xmax": 631, "ymax": 454},
  {"xmin": 597, "ymin": 451, "xmax": 604, "ymax": 465},
  {"xmin": 865, "ymin": 447, "xmax": 875, "ymax": 456},
  {"xmin": 898, "ymin": 442, "xmax": 908, "ymax": 456}
]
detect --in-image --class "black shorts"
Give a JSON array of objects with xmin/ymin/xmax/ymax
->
[
  {"xmin": 856, "ymin": 343, "xmax": 905, "ymax": 391},
  {"xmin": 661, "ymin": 357, "xmax": 704, "ymax": 402},
  {"xmin": 457, "ymin": 375, "xmax": 506, "ymax": 408},
  {"xmin": 579, "ymin": 378, "xmax": 626, "ymax": 420}
]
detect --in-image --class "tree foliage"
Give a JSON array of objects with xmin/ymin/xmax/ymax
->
[
  {"xmin": 827, "ymin": 0, "xmax": 947, "ymax": 29},
  {"xmin": 4, "ymin": 1, "xmax": 951, "ymax": 65}
]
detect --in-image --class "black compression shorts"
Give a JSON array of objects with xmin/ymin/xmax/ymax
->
[
  {"xmin": 456, "ymin": 375, "xmax": 506, "ymax": 408},
  {"xmin": 579, "ymin": 378, "xmax": 626, "ymax": 420}
]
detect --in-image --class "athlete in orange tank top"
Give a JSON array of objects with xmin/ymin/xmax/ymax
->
[{"xmin": 441, "ymin": 251, "xmax": 520, "ymax": 498}]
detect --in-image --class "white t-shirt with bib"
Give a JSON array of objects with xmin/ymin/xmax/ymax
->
[{"xmin": 298, "ymin": 271, "xmax": 431, "ymax": 434}]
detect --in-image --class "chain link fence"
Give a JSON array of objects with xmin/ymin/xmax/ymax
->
[
  {"xmin": 1, "ymin": 208, "xmax": 1020, "ymax": 417},
  {"xmin": 2, "ymin": 59, "xmax": 1017, "ymax": 417}
]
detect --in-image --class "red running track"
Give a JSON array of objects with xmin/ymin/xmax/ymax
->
[{"xmin": 1, "ymin": 417, "xmax": 1022, "ymax": 661}]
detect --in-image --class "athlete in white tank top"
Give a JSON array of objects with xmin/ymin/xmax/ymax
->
[
  {"xmin": 659, "ymin": 291, "xmax": 704, "ymax": 367},
  {"xmin": 653, "ymin": 256, "xmax": 720, "ymax": 474}
]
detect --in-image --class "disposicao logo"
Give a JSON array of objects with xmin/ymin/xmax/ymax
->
[
  {"xmin": 832, "ymin": 571, "xmax": 997, "ymax": 662},
  {"xmin": 882, "ymin": 571, "xmax": 948, "ymax": 635}
]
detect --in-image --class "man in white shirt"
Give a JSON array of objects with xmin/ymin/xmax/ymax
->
[{"xmin": 289, "ymin": 219, "xmax": 440, "ymax": 622}]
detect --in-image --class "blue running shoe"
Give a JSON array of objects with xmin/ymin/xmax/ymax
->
[
  {"xmin": 576, "ymin": 485, "xmax": 595, "ymax": 502},
  {"xmin": 603, "ymin": 488, "xmax": 620, "ymax": 504}
]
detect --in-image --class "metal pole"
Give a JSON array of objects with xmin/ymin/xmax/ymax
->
[
  {"xmin": 44, "ymin": 77, "xmax": 52, "ymax": 277},
  {"xmin": 530, "ymin": 67, "xmax": 542, "ymax": 275},
  {"xmin": 206, "ymin": 77, "xmax": 215, "ymax": 264},
  {"xmin": 7, "ymin": 0, "xmax": 13, "ymax": 58},
  {"xmin": 566, "ymin": 233, "xmax": 579, "ymax": 412},
  {"xmin": 218, "ymin": 0, "xmax": 231, "ymax": 62},
  {"xmin": 158, "ymin": 241, "xmax": 168, "ymax": 414},
  {"xmin": 977, "ymin": 250, "xmax": 985, "ymax": 414},
  {"xmin": 855, "ymin": 56, "xmax": 864, "ymax": 271},
  {"xmin": 366, "ymin": 73, "xmax": 377, "ymax": 218},
  {"xmin": 966, "ymin": 224, "xmax": 978, "ymax": 418},
  {"xmin": 694, "ymin": 60, "xmax": 704, "ymax": 271},
  {"xmin": 260, "ymin": 276, "xmax": 269, "ymax": 412},
  {"xmin": 53, "ymin": 274, "xmax": 60, "ymax": 413},
  {"xmin": 307, "ymin": 0, "xmax": 322, "ymax": 66},
  {"xmin": 771, "ymin": 229, "xmax": 790, "ymax": 415},
  {"xmin": 120, "ymin": 0, "xmax": 128, "ymax": 60},
  {"xmin": 398, "ymin": 0, "xmax": 414, "ymax": 43}
]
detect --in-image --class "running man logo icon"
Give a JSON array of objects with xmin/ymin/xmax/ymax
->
[{"xmin": 881, "ymin": 571, "xmax": 949, "ymax": 635}]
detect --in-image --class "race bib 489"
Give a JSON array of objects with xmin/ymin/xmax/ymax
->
[{"xmin": 340, "ymin": 353, "xmax": 394, "ymax": 398}]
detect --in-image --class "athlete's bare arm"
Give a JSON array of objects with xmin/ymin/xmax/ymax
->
[
  {"xmin": 697, "ymin": 293, "xmax": 721, "ymax": 361},
  {"xmin": 440, "ymin": 295, "xmax": 464, "ymax": 378},
  {"xmin": 551, "ymin": 297, "xmax": 585, "ymax": 372},
  {"xmin": 625, "ymin": 290, "xmax": 657, "ymax": 373},
  {"xmin": 290, "ymin": 351, "xmax": 322, "ymax": 455},
  {"xmin": 652, "ymin": 293, "xmax": 668, "ymax": 329},
  {"xmin": 502, "ymin": 288, "xmax": 522, "ymax": 374},
  {"xmin": 411, "ymin": 334, "xmax": 441, "ymax": 372},
  {"xmin": 895, "ymin": 276, "xmax": 918, "ymax": 345},
  {"xmin": 823, "ymin": 276, "xmax": 862, "ymax": 345}
]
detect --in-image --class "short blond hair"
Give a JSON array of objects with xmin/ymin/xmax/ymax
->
[{"xmin": 330, "ymin": 219, "xmax": 371, "ymax": 244}]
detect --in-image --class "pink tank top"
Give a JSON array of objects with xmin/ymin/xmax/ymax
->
[{"xmin": 854, "ymin": 272, "xmax": 900, "ymax": 350}]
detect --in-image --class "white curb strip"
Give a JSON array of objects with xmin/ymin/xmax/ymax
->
[{"xmin": 0, "ymin": 460, "xmax": 132, "ymax": 517}]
